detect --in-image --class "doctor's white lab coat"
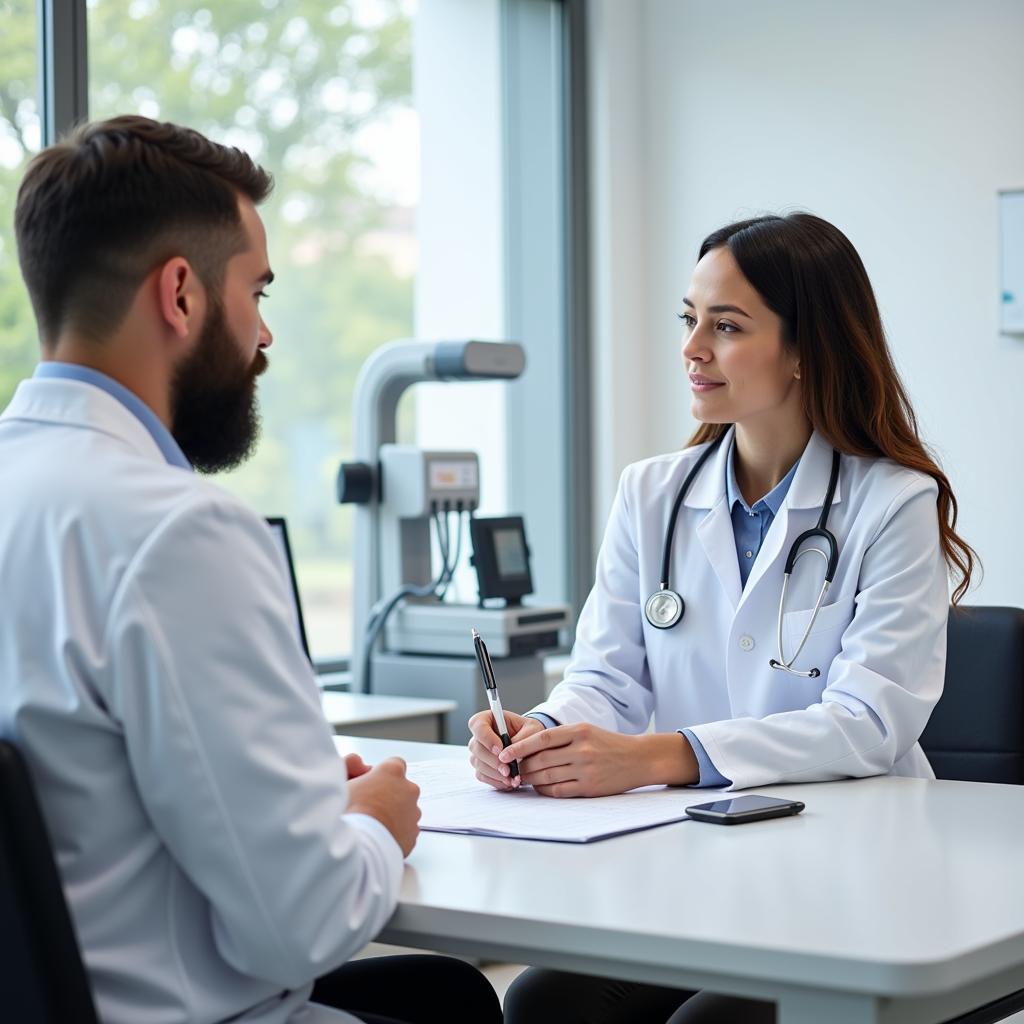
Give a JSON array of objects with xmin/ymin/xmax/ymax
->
[
  {"xmin": 531, "ymin": 428, "xmax": 949, "ymax": 790},
  {"xmin": 0, "ymin": 377, "xmax": 400, "ymax": 1024}
]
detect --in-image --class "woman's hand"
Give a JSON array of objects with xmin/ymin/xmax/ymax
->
[
  {"xmin": 499, "ymin": 724, "xmax": 700, "ymax": 797},
  {"xmin": 468, "ymin": 710, "xmax": 545, "ymax": 790}
]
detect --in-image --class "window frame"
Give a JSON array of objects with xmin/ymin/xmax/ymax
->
[
  {"xmin": 37, "ymin": 0, "xmax": 87, "ymax": 143},
  {"xmin": 502, "ymin": 0, "xmax": 592, "ymax": 624}
]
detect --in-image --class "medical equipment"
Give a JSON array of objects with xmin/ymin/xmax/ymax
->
[
  {"xmin": 370, "ymin": 446, "xmax": 564, "ymax": 659},
  {"xmin": 337, "ymin": 339, "xmax": 570, "ymax": 741},
  {"xmin": 644, "ymin": 434, "xmax": 841, "ymax": 679},
  {"xmin": 469, "ymin": 516, "xmax": 534, "ymax": 605}
]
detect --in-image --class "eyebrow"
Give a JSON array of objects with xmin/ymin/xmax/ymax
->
[
  {"xmin": 681, "ymin": 297, "xmax": 752, "ymax": 318},
  {"xmin": 257, "ymin": 269, "xmax": 275, "ymax": 285}
]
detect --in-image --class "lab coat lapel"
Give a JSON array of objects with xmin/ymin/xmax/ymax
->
[
  {"xmin": 696, "ymin": 499, "xmax": 743, "ymax": 610},
  {"xmin": 737, "ymin": 431, "xmax": 843, "ymax": 609},
  {"xmin": 737, "ymin": 503, "xmax": 791, "ymax": 610},
  {"xmin": 685, "ymin": 428, "xmax": 742, "ymax": 610}
]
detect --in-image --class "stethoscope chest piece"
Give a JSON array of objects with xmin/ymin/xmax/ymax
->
[
  {"xmin": 645, "ymin": 588, "xmax": 685, "ymax": 629},
  {"xmin": 643, "ymin": 438, "xmax": 843, "ymax": 680}
]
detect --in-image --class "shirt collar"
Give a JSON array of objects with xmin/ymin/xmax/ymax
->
[
  {"xmin": 725, "ymin": 435, "xmax": 799, "ymax": 517},
  {"xmin": 33, "ymin": 363, "xmax": 191, "ymax": 471}
]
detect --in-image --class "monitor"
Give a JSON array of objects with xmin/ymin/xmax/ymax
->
[
  {"xmin": 469, "ymin": 515, "xmax": 534, "ymax": 606},
  {"xmin": 265, "ymin": 517, "xmax": 312, "ymax": 661}
]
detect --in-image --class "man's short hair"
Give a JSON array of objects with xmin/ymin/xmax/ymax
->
[{"xmin": 14, "ymin": 115, "xmax": 273, "ymax": 345}]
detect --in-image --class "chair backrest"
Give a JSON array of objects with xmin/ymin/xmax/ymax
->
[
  {"xmin": 920, "ymin": 606, "xmax": 1024, "ymax": 784},
  {"xmin": 0, "ymin": 740, "xmax": 100, "ymax": 1023}
]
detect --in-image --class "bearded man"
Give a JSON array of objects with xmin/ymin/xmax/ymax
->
[{"xmin": 0, "ymin": 115, "xmax": 500, "ymax": 1024}]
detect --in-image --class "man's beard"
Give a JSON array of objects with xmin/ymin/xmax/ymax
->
[{"xmin": 170, "ymin": 294, "xmax": 268, "ymax": 474}]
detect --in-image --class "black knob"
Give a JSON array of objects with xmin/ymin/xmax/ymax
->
[{"xmin": 337, "ymin": 462, "xmax": 375, "ymax": 504}]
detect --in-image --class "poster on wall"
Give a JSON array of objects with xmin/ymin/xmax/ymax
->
[{"xmin": 1000, "ymin": 190, "xmax": 1024, "ymax": 335}]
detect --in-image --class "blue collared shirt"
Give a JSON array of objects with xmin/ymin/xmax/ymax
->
[
  {"xmin": 34, "ymin": 362, "xmax": 191, "ymax": 470},
  {"xmin": 533, "ymin": 440, "xmax": 802, "ymax": 789}
]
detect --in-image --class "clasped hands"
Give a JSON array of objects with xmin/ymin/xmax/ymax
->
[{"xmin": 467, "ymin": 710, "xmax": 700, "ymax": 797}]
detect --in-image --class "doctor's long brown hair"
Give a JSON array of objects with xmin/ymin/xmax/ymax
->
[{"xmin": 686, "ymin": 213, "xmax": 977, "ymax": 604}]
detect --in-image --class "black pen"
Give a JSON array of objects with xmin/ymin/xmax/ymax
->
[{"xmin": 471, "ymin": 628, "xmax": 519, "ymax": 779}]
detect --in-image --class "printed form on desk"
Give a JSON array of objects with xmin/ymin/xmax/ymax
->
[{"xmin": 407, "ymin": 759, "xmax": 713, "ymax": 843}]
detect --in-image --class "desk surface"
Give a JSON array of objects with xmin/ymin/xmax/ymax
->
[
  {"xmin": 321, "ymin": 692, "xmax": 456, "ymax": 725},
  {"xmin": 335, "ymin": 736, "xmax": 1024, "ymax": 1020}
]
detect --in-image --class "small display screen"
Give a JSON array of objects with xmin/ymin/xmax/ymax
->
[
  {"xmin": 493, "ymin": 527, "xmax": 528, "ymax": 577},
  {"xmin": 469, "ymin": 515, "xmax": 534, "ymax": 603},
  {"xmin": 429, "ymin": 459, "xmax": 478, "ymax": 490}
]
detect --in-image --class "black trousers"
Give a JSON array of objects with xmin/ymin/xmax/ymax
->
[
  {"xmin": 311, "ymin": 954, "xmax": 503, "ymax": 1024},
  {"xmin": 503, "ymin": 967, "xmax": 775, "ymax": 1024}
]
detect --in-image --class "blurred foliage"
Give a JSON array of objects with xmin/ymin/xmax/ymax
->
[
  {"xmin": 0, "ymin": 0, "xmax": 418, "ymax": 655},
  {"xmin": 0, "ymin": 0, "xmax": 39, "ymax": 402}
]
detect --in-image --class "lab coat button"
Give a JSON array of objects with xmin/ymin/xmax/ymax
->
[{"xmin": 739, "ymin": 634, "xmax": 755, "ymax": 652}]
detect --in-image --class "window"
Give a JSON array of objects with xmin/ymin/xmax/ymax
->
[
  {"xmin": 6, "ymin": 0, "xmax": 585, "ymax": 670},
  {"xmin": 88, "ymin": 0, "xmax": 423, "ymax": 661},
  {"xmin": 0, "ymin": 0, "xmax": 40, "ymax": 406}
]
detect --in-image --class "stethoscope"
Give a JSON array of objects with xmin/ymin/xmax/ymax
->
[{"xmin": 644, "ymin": 433, "xmax": 842, "ymax": 679}]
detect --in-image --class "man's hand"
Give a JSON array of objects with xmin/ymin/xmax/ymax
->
[
  {"xmin": 499, "ymin": 725, "xmax": 700, "ymax": 797},
  {"xmin": 468, "ymin": 710, "xmax": 545, "ymax": 790},
  {"xmin": 343, "ymin": 752, "xmax": 372, "ymax": 779},
  {"xmin": 346, "ymin": 757, "xmax": 421, "ymax": 857}
]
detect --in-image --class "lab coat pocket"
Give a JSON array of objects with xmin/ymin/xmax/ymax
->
[{"xmin": 782, "ymin": 600, "xmax": 853, "ymax": 656}]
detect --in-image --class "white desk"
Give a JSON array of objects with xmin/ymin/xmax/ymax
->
[
  {"xmin": 335, "ymin": 736, "xmax": 1024, "ymax": 1024},
  {"xmin": 320, "ymin": 693, "xmax": 456, "ymax": 743}
]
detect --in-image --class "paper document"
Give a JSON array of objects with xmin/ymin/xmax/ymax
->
[{"xmin": 408, "ymin": 759, "xmax": 709, "ymax": 843}]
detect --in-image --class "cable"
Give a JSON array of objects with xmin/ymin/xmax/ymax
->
[
  {"xmin": 437, "ymin": 507, "xmax": 465, "ymax": 603},
  {"xmin": 436, "ymin": 506, "xmax": 451, "ymax": 579},
  {"xmin": 436, "ymin": 511, "xmax": 455, "ymax": 602},
  {"xmin": 363, "ymin": 509, "xmax": 450, "ymax": 693}
]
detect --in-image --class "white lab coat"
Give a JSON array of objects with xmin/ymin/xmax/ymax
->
[
  {"xmin": 0, "ymin": 378, "xmax": 402, "ymax": 1024},
  {"xmin": 532, "ymin": 427, "xmax": 948, "ymax": 790}
]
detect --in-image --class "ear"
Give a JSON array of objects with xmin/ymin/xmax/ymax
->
[
  {"xmin": 794, "ymin": 361, "xmax": 801, "ymax": 381},
  {"xmin": 155, "ymin": 257, "xmax": 204, "ymax": 340}
]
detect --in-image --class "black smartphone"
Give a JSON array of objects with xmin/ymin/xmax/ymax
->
[{"xmin": 685, "ymin": 795, "xmax": 805, "ymax": 825}]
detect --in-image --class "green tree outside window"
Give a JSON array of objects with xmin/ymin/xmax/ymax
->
[{"xmin": 0, "ymin": 0, "xmax": 418, "ymax": 657}]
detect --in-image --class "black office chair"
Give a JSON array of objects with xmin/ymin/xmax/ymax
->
[
  {"xmin": 920, "ymin": 607, "xmax": 1024, "ymax": 1024},
  {"xmin": 0, "ymin": 740, "xmax": 100, "ymax": 1023},
  {"xmin": 921, "ymin": 605, "xmax": 1024, "ymax": 785}
]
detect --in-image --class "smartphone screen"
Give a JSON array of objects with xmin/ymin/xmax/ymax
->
[
  {"xmin": 692, "ymin": 796, "xmax": 794, "ymax": 815},
  {"xmin": 685, "ymin": 794, "xmax": 805, "ymax": 824}
]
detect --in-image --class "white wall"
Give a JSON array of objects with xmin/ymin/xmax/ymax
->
[
  {"xmin": 588, "ymin": 0, "xmax": 1024, "ymax": 605},
  {"xmin": 586, "ymin": 0, "xmax": 655, "ymax": 526}
]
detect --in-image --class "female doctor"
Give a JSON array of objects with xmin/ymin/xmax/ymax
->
[{"xmin": 468, "ymin": 213, "xmax": 976, "ymax": 1024}]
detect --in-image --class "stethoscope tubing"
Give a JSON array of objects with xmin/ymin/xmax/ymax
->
[
  {"xmin": 648, "ymin": 436, "xmax": 842, "ymax": 677},
  {"xmin": 658, "ymin": 436, "xmax": 724, "ymax": 588}
]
